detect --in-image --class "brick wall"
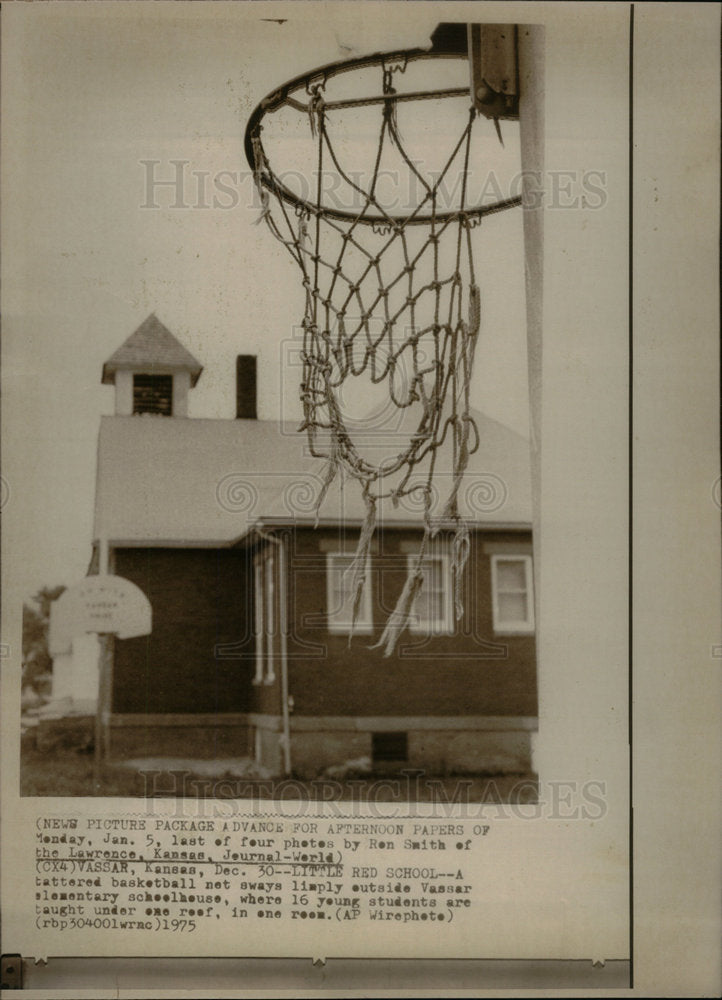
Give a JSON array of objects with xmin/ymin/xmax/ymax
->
[
  {"xmin": 112, "ymin": 548, "xmax": 254, "ymax": 714},
  {"xmin": 110, "ymin": 529, "xmax": 537, "ymax": 723},
  {"xmin": 277, "ymin": 526, "xmax": 538, "ymax": 719}
]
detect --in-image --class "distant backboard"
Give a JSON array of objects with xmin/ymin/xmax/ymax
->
[{"xmin": 49, "ymin": 575, "xmax": 152, "ymax": 653}]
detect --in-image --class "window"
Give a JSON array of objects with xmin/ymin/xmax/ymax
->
[
  {"xmin": 490, "ymin": 554, "xmax": 535, "ymax": 634},
  {"xmin": 406, "ymin": 554, "xmax": 453, "ymax": 634},
  {"xmin": 326, "ymin": 553, "xmax": 373, "ymax": 633},
  {"xmin": 372, "ymin": 732, "xmax": 408, "ymax": 764},
  {"xmin": 253, "ymin": 548, "xmax": 275, "ymax": 684},
  {"xmin": 133, "ymin": 374, "xmax": 173, "ymax": 415}
]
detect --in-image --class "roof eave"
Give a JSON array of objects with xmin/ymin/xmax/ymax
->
[
  {"xmin": 228, "ymin": 516, "xmax": 533, "ymax": 546},
  {"xmin": 101, "ymin": 363, "xmax": 203, "ymax": 386}
]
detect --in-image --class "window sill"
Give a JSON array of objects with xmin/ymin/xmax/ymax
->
[
  {"xmin": 408, "ymin": 620, "xmax": 455, "ymax": 636},
  {"xmin": 493, "ymin": 627, "xmax": 535, "ymax": 636},
  {"xmin": 327, "ymin": 626, "xmax": 375, "ymax": 636}
]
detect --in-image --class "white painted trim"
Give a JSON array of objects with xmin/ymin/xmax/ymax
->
[
  {"xmin": 247, "ymin": 713, "xmax": 538, "ymax": 733},
  {"xmin": 317, "ymin": 536, "xmax": 380, "ymax": 553},
  {"xmin": 111, "ymin": 364, "xmax": 198, "ymax": 375},
  {"xmin": 109, "ymin": 712, "xmax": 538, "ymax": 733},
  {"xmin": 256, "ymin": 518, "xmax": 533, "ymax": 531},
  {"xmin": 277, "ymin": 532, "xmax": 292, "ymax": 775},
  {"xmin": 483, "ymin": 541, "xmax": 533, "ymax": 555},
  {"xmin": 326, "ymin": 552, "xmax": 373, "ymax": 635},
  {"xmin": 490, "ymin": 553, "xmax": 535, "ymax": 634},
  {"xmin": 405, "ymin": 552, "xmax": 454, "ymax": 635},
  {"xmin": 172, "ymin": 371, "xmax": 190, "ymax": 417},
  {"xmin": 399, "ymin": 540, "xmax": 423, "ymax": 554},
  {"xmin": 108, "ymin": 526, "xmax": 533, "ymax": 550},
  {"xmin": 114, "ymin": 370, "xmax": 133, "ymax": 416},
  {"xmin": 105, "ymin": 539, "xmax": 240, "ymax": 549},
  {"xmin": 264, "ymin": 547, "xmax": 276, "ymax": 684},
  {"xmin": 252, "ymin": 554, "xmax": 264, "ymax": 685}
]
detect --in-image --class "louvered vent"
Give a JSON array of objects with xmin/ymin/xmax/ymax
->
[{"xmin": 133, "ymin": 374, "xmax": 173, "ymax": 415}]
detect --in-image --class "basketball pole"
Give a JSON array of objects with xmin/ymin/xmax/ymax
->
[
  {"xmin": 94, "ymin": 633, "xmax": 112, "ymax": 791},
  {"xmin": 93, "ymin": 537, "xmax": 110, "ymax": 791},
  {"xmin": 518, "ymin": 26, "xmax": 544, "ymax": 632}
]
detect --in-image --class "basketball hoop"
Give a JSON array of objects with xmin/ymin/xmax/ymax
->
[{"xmin": 245, "ymin": 25, "xmax": 522, "ymax": 654}]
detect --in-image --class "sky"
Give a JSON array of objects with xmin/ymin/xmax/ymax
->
[{"xmin": 3, "ymin": 2, "xmax": 528, "ymax": 601}]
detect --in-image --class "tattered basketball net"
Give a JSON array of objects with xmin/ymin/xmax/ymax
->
[{"xmin": 247, "ymin": 40, "xmax": 520, "ymax": 654}]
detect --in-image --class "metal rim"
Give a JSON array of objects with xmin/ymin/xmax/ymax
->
[{"xmin": 244, "ymin": 47, "xmax": 521, "ymax": 227}]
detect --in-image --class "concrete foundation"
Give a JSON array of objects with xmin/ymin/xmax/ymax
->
[
  {"xmin": 107, "ymin": 713, "xmax": 536, "ymax": 778},
  {"xmin": 291, "ymin": 730, "xmax": 371, "ymax": 778},
  {"xmin": 252, "ymin": 714, "xmax": 536, "ymax": 779}
]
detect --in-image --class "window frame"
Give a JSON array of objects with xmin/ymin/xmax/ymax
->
[
  {"xmin": 490, "ymin": 553, "xmax": 535, "ymax": 634},
  {"xmin": 326, "ymin": 552, "xmax": 373, "ymax": 635},
  {"xmin": 405, "ymin": 552, "xmax": 454, "ymax": 635}
]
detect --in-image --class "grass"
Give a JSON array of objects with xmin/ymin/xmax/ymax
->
[
  {"xmin": 20, "ymin": 733, "xmax": 538, "ymax": 803},
  {"xmin": 21, "ymin": 739, "xmax": 142, "ymax": 797}
]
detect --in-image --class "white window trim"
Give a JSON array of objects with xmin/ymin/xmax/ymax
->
[
  {"xmin": 490, "ymin": 553, "xmax": 535, "ymax": 634},
  {"xmin": 405, "ymin": 553, "xmax": 454, "ymax": 635},
  {"xmin": 326, "ymin": 552, "xmax": 373, "ymax": 634}
]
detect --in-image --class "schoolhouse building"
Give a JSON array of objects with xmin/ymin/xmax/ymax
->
[{"xmin": 90, "ymin": 314, "xmax": 538, "ymax": 778}]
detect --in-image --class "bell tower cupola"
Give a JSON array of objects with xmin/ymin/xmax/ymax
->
[{"xmin": 101, "ymin": 313, "xmax": 203, "ymax": 417}]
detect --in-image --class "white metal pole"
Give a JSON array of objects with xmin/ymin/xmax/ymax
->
[
  {"xmin": 256, "ymin": 527, "xmax": 292, "ymax": 776},
  {"xmin": 99, "ymin": 536, "xmax": 109, "ymax": 575},
  {"xmin": 518, "ymin": 25, "xmax": 544, "ymax": 623},
  {"xmin": 278, "ymin": 533, "xmax": 292, "ymax": 776},
  {"xmin": 95, "ymin": 535, "xmax": 111, "ymax": 788}
]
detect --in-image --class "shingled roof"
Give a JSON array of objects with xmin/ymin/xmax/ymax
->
[
  {"xmin": 93, "ymin": 411, "xmax": 532, "ymax": 546},
  {"xmin": 101, "ymin": 314, "xmax": 203, "ymax": 386}
]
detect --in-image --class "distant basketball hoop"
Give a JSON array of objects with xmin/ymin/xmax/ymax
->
[
  {"xmin": 245, "ymin": 24, "xmax": 522, "ymax": 653},
  {"xmin": 51, "ymin": 574, "xmax": 152, "ymax": 786},
  {"xmin": 51, "ymin": 574, "xmax": 152, "ymax": 649}
]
